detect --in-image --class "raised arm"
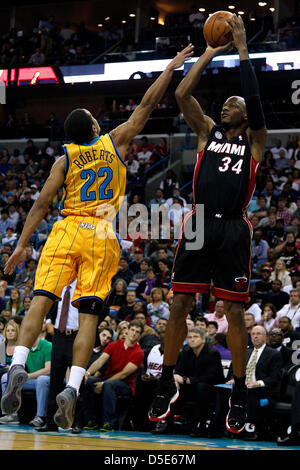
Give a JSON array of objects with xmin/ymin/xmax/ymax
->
[
  {"xmin": 110, "ymin": 44, "xmax": 194, "ymax": 157},
  {"xmin": 4, "ymin": 156, "xmax": 66, "ymax": 275},
  {"xmin": 228, "ymin": 14, "xmax": 267, "ymax": 162},
  {"xmin": 175, "ymin": 42, "xmax": 233, "ymax": 147}
]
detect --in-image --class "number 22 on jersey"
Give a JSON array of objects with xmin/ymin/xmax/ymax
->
[{"xmin": 80, "ymin": 166, "xmax": 113, "ymax": 201}]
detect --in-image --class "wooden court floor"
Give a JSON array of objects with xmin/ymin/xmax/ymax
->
[{"xmin": 0, "ymin": 424, "xmax": 298, "ymax": 451}]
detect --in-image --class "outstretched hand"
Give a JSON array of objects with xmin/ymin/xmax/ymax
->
[
  {"xmin": 228, "ymin": 14, "xmax": 247, "ymax": 50},
  {"xmin": 168, "ymin": 43, "xmax": 195, "ymax": 69},
  {"xmin": 4, "ymin": 246, "xmax": 25, "ymax": 275},
  {"xmin": 205, "ymin": 41, "xmax": 234, "ymax": 58}
]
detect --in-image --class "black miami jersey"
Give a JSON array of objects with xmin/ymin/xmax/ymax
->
[
  {"xmin": 193, "ymin": 125, "xmax": 259, "ymax": 215},
  {"xmin": 171, "ymin": 125, "xmax": 258, "ymax": 302}
]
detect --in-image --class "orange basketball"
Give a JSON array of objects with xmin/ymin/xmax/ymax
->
[{"xmin": 203, "ymin": 11, "xmax": 234, "ymax": 47}]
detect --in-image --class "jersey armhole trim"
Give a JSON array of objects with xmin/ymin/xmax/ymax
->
[
  {"xmin": 62, "ymin": 145, "xmax": 70, "ymax": 177},
  {"xmin": 109, "ymin": 133, "xmax": 127, "ymax": 168}
]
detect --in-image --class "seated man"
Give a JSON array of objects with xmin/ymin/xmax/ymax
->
[
  {"xmin": 1, "ymin": 334, "xmax": 51, "ymax": 427},
  {"xmin": 278, "ymin": 315, "xmax": 300, "ymax": 348},
  {"xmin": 81, "ymin": 320, "xmax": 144, "ymax": 431},
  {"xmin": 173, "ymin": 327, "xmax": 224, "ymax": 437},
  {"xmin": 226, "ymin": 325, "xmax": 283, "ymax": 440}
]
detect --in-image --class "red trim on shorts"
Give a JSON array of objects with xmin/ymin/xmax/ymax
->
[
  {"xmin": 172, "ymin": 281, "xmax": 210, "ymax": 294},
  {"xmin": 212, "ymin": 286, "xmax": 249, "ymax": 302}
]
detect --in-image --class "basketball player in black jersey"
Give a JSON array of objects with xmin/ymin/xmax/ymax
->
[{"xmin": 149, "ymin": 15, "xmax": 267, "ymax": 435}]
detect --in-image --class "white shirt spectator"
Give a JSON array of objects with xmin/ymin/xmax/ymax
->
[
  {"xmin": 126, "ymin": 159, "xmax": 139, "ymax": 175},
  {"xmin": 277, "ymin": 302, "xmax": 300, "ymax": 328},
  {"xmin": 271, "ymin": 145, "xmax": 287, "ymax": 160},
  {"xmin": 146, "ymin": 344, "xmax": 163, "ymax": 377},
  {"xmin": 137, "ymin": 150, "xmax": 152, "ymax": 164},
  {"xmin": 246, "ymin": 303, "xmax": 262, "ymax": 324}
]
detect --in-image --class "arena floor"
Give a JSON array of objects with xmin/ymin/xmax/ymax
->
[{"xmin": 0, "ymin": 424, "xmax": 299, "ymax": 451}]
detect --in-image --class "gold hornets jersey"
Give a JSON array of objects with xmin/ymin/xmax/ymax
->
[{"xmin": 60, "ymin": 133, "xmax": 126, "ymax": 220}]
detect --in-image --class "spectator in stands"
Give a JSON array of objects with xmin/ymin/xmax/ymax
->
[
  {"xmin": 28, "ymin": 48, "xmax": 45, "ymax": 66},
  {"xmin": 18, "ymin": 296, "xmax": 32, "ymax": 316},
  {"xmin": 125, "ymin": 98, "xmax": 137, "ymax": 112},
  {"xmin": 136, "ymin": 267, "xmax": 159, "ymax": 301},
  {"xmin": 117, "ymin": 290, "xmax": 137, "ymax": 321},
  {"xmin": 6, "ymin": 288, "xmax": 24, "ymax": 317},
  {"xmin": 262, "ymin": 279, "xmax": 290, "ymax": 311},
  {"xmin": 277, "ymin": 289, "xmax": 300, "ymax": 328},
  {"xmin": 8, "ymin": 204, "xmax": 19, "ymax": 227},
  {"xmin": 152, "ymin": 138, "xmax": 169, "ymax": 165},
  {"xmin": 159, "ymin": 169, "xmax": 179, "ymax": 199},
  {"xmin": 268, "ymin": 327, "xmax": 294, "ymax": 370},
  {"xmin": 133, "ymin": 311, "xmax": 155, "ymax": 336},
  {"xmin": 270, "ymin": 259, "xmax": 292, "ymax": 287},
  {"xmin": 278, "ymin": 315, "xmax": 300, "ymax": 348},
  {"xmin": 82, "ymin": 320, "xmax": 144, "ymax": 431},
  {"xmin": 212, "ymin": 333, "xmax": 232, "ymax": 360},
  {"xmin": 277, "ymin": 196, "xmax": 293, "ymax": 227},
  {"xmin": 206, "ymin": 321, "xmax": 218, "ymax": 343},
  {"xmin": 174, "ymin": 327, "xmax": 224, "ymax": 437},
  {"xmin": 252, "ymin": 229, "xmax": 269, "ymax": 267},
  {"xmin": 258, "ymin": 303, "xmax": 278, "ymax": 332},
  {"xmin": 156, "ymin": 259, "xmax": 171, "ymax": 286},
  {"xmin": 115, "ymin": 321, "xmax": 129, "ymax": 341},
  {"xmin": 14, "ymin": 258, "xmax": 36, "ymax": 289},
  {"xmin": 148, "ymin": 188, "xmax": 165, "ymax": 208},
  {"xmin": 227, "ymin": 325, "xmax": 283, "ymax": 440},
  {"xmin": 111, "ymin": 257, "xmax": 133, "ymax": 285},
  {"xmin": 205, "ymin": 300, "xmax": 228, "ymax": 334},
  {"xmin": 244, "ymin": 312, "xmax": 255, "ymax": 347},
  {"xmin": 132, "ymin": 258, "xmax": 151, "ymax": 285},
  {"xmin": 129, "ymin": 248, "xmax": 144, "ymax": 275},
  {"xmin": 125, "ymin": 153, "xmax": 139, "ymax": 179},
  {"xmin": 1, "ymin": 226, "xmax": 17, "ymax": 247},
  {"xmin": 271, "ymin": 139, "xmax": 286, "ymax": 160},
  {"xmin": 0, "ymin": 319, "xmax": 19, "ymax": 422},
  {"xmin": 251, "ymin": 266, "xmax": 273, "ymax": 303},
  {"xmin": 147, "ymin": 287, "xmax": 170, "ymax": 326},
  {"xmin": 0, "ymin": 209, "xmax": 15, "ymax": 235}
]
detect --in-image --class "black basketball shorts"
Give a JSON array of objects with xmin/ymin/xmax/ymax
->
[{"xmin": 172, "ymin": 213, "xmax": 252, "ymax": 302}]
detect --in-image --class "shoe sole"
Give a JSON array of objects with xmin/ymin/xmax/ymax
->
[
  {"xmin": 225, "ymin": 398, "xmax": 246, "ymax": 434},
  {"xmin": 148, "ymin": 389, "xmax": 179, "ymax": 422},
  {"xmin": 54, "ymin": 390, "xmax": 76, "ymax": 430},
  {"xmin": 1, "ymin": 368, "xmax": 28, "ymax": 415}
]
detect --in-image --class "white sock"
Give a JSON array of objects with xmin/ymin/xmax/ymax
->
[
  {"xmin": 11, "ymin": 346, "xmax": 30, "ymax": 368},
  {"xmin": 67, "ymin": 366, "xmax": 86, "ymax": 394}
]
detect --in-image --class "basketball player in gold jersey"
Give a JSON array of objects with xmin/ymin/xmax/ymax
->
[{"xmin": 1, "ymin": 44, "xmax": 194, "ymax": 430}]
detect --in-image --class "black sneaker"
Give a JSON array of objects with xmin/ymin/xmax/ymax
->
[
  {"xmin": 226, "ymin": 386, "xmax": 247, "ymax": 434},
  {"xmin": 54, "ymin": 386, "xmax": 77, "ymax": 430},
  {"xmin": 148, "ymin": 379, "xmax": 179, "ymax": 422},
  {"xmin": 1, "ymin": 364, "xmax": 28, "ymax": 415}
]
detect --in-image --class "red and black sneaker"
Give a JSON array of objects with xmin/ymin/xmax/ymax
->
[
  {"xmin": 226, "ymin": 386, "xmax": 247, "ymax": 434},
  {"xmin": 148, "ymin": 379, "xmax": 179, "ymax": 422}
]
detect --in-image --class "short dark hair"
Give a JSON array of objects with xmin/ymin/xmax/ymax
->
[
  {"xmin": 64, "ymin": 109, "xmax": 94, "ymax": 144},
  {"xmin": 207, "ymin": 321, "xmax": 218, "ymax": 330},
  {"xmin": 129, "ymin": 319, "xmax": 144, "ymax": 334}
]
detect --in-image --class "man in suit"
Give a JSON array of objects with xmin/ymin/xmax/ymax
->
[
  {"xmin": 227, "ymin": 325, "xmax": 283, "ymax": 440},
  {"xmin": 268, "ymin": 327, "xmax": 294, "ymax": 370},
  {"xmin": 173, "ymin": 327, "xmax": 224, "ymax": 437}
]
